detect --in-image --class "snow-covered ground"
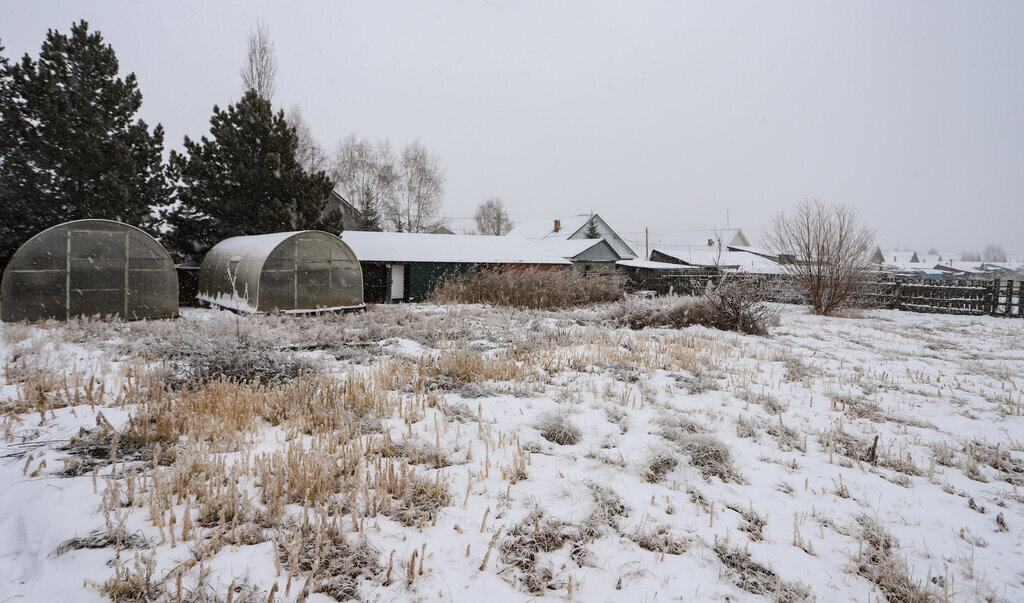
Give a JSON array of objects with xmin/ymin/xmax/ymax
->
[{"xmin": 1, "ymin": 303, "xmax": 1022, "ymax": 601}]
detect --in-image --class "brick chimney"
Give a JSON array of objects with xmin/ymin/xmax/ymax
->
[{"xmin": 553, "ymin": 219, "xmax": 561, "ymax": 233}]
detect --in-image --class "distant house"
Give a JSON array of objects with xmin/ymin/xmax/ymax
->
[
  {"xmin": 650, "ymin": 228, "xmax": 783, "ymax": 273},
  {"xmin": 655, "ymin": 229, "xmax": 751, "ymax": 251},
  {"xmin": 535, "ymin": 239, "xmax": 623, "ymax": 273},
  {"xmin": 340, "ymin": 231, "xmax": 570, "ymax": 303},
  {"xmin": 507, "ymin": 214, "xmax": 638, "ymax": 259},
  {"xmin": 322, "ymin": 190, "xmax": 364, "ymax": 231}
]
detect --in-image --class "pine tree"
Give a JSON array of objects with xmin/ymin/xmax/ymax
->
[
  {"xmin": 584, "ymin": 215, "xmax": 601, "ymax": 239},
  {"xmin": 167, "ymin": 90, "xmax": 336, "ymax": 260},
  {"xmin": 0, "ymin": 23, "xmax": 168, "ymax": 267}
]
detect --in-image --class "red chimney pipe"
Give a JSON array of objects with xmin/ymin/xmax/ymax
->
[{"xmin": 554, "ymin": 220, "xmax": 561, "ymax": 233}]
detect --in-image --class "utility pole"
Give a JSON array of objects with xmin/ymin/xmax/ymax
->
[
  {"xmin": 726, "ymin": 209, "xmax": 732, "ymax": 229},
  {"xmin": 645, "ymin": 227, "xmax": 649, "ymax": 260}
]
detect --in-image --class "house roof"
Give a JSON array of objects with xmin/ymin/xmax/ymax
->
[
  {"xmin": 652, "ymin": 247, "xmax": 785, "ymax": 273},
  {"xmin": 655, "ymin": 229, "xmax": 749, "ymax": 250},
  {"xmin": 340, "ymin": 231, "xmax": 571, "ymax": 265},
  {"xmin": 506, "ymin": 215, "xmax": 596, "ymax": 241},
  {"xmin": 616, "ymin": 259, "xmax": 699, "ymax": 270}
]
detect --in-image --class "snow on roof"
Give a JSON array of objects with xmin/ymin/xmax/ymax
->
[
  {"xmin": 616, "ymin": 259, "xmax": 699, "ymax": 270},
  {"xmin": 207, "ymin": 232, "xmax": 309, "ymax": 260},
  {"xmin": 727, "ymin": 245, "xmax": 775, "ymax": 257},
  {"xmin": 506, "ymin": 215, "xmax": 594, "ymax": 241},
  {"xmin": 340, "ymin": 231, "xmax": 571, "ymax": 265},
  {"xmin": 537, "ymin": 239, "xmax": 616, "ymax": 260},
  {"xmin": 653, "ymin": 247, "xmax": 785, "ymax": 273},
  {"xmin": 657, "ymin": 229, "xmax": 748, "ymax": 250}
]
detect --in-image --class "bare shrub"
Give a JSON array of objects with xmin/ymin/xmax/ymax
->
[
  {"xmin": 431, "ymin": 266, "xmax": 623, "ymax": 310},
  {"xmin": 854, "ymin": 515, "xmax": 933, "ymax": 602},
  {"xmin": 536, "ymin": 412, "xmax": 582, "ymax": 446},
  {"xmin": 701, "ymin": 276, "xmax": 781, "ymax": 335},
  {"xmin": 763, "ymin": 199, "xmax": 877, "ymax": 315}
]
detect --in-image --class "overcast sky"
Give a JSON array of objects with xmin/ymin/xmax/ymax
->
[{"xmin": 3, "ymin": 1, "xmax": 1022, "ymax": 254}]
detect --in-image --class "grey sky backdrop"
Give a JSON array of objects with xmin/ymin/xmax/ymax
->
[{"xmin": 2, "ymin": 1, "xmax": 1022, "ymax": 254}]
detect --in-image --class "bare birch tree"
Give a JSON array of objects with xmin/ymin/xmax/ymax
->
[
  {"xmin": 763, "ymin": 199, "xmax": 876, "ymax": 315},
  {"xmin": 330, "ymin": 135, "xmax": 397, "ymax": 231},
  {"xmin": 286, "ymin": 106, "xmax": 327, "ymax": 174},
  {"xmin": 240, "ymin": 19, "xmax": 277, "ymax": 100},
  {"xmin": 386, "ymin": 140, "xmax": 445, "ymax": 233},
  {"xmin": 474, "ymin": 198, "xmax": 513, "ymax": 235}
]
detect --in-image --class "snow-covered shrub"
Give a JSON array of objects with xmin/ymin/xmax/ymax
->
[{"xmin": 609, "ymin": 285, "xmax": 777, "ymax": 335}]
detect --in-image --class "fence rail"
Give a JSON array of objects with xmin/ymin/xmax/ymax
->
[{"xmin": 625, "ymin": 272, "xmax": 1024, "ymax": 318}]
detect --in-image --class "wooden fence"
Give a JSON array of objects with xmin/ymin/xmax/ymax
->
[{"xmin": 624, "ymin": 271, "xmax": 1024, "ymax": 318}]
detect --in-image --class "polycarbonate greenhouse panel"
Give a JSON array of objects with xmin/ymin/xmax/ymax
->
[
  {"xmin": 0, "ymin": 220, "xmax": 179, "ymax": 322},
  {"xmin": 198, "ymin": 230, "xmax": 364, "ymax": 313}
]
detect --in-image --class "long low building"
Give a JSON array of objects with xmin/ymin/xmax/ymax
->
[{"xmin": 340, "ymin": 231, "xmax": 571, "ymax": 303}]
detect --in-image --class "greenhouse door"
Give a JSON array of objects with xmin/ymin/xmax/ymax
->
[{"xmin": 390, "ymin": 264, "xmax": 405, "ymax": 301}]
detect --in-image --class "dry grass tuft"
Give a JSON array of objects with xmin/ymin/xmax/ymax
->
[
  {"xmin": 629, "ymin": 524, "xmax": 688, "ymax": 554},
  {"xmin": 53, "ymin": 526, "xmax": 151, "ymax": 557},
  {"xmin": 645, "ymin": 450, "xmax": 679, "ymax": 483},
  {"xmin": 499, "ymin": 509, "xmax": 594, "ymax": 594},
  {"xmin": 165, "ymin": 341, "xmax": 316, "ymax": 387},
  {"xmin": 714, "ymin": 542, "xmax": 812, "ymax": 601},
  {"xmin": 854, "ymin": 515, "xmax": 933, "ymax": 602},
  {"xmin": 277, "ymin": 520, "xmax": 381, "ymax": 601},
  {"xmin": 536, "ymin": 412, "xmax": 582, "ymax": 446},
  {"xmin": 367, "ymin": 459, "xmax": 452, "ymax": 526}
]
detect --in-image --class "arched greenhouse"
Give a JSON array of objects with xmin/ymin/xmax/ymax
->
[
  {"xmin": 1, "ymin": 219, "xmax": 179, "ymax": 322},
  {"xmin": 198, "ymin": 231, "xmax": 364, "ymax": 313}
]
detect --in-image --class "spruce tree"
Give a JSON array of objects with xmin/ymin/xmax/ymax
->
[
  {"xmin": 584, "ymin": 215, "xmax": 601, "ymax": 238},
  {"xmin": 167, "ymin": 90, "xmax": 336, "ymax": 260},
  {"xmin": 0, "ymin": 23, "xmax": 168, "ymax": 267},
  {"xmin": 354, "ymin": 184, "xmax": 384, "ymax": 231}
]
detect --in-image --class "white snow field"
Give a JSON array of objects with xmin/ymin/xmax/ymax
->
[{"xmin": 1, "ymin": 302, "xmax": 1022, "ymax": 602}]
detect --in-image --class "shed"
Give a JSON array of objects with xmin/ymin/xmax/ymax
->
[
  {"xmin": 198, "ymin": 231, "xmax": 364, "ymax": 313},
  {"xmin": 340, "ymin": 231, "xmax": 571, "ymax": 303},
  {"xmin": 1, "ymin": 219, "xmax": 178, "ymax": 322}
]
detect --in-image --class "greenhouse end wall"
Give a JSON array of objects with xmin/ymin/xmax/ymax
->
[{"xmin": 1, "ymin": 219, "xmax": 179, "ymax": 322}]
